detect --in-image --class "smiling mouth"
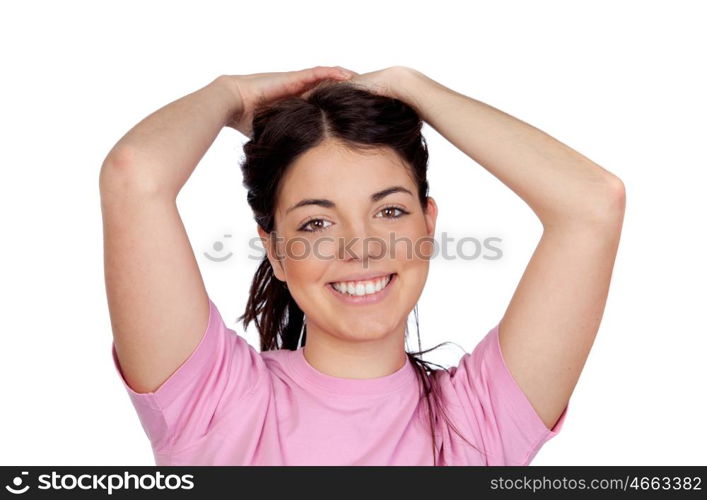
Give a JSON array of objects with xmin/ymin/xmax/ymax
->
[{"xmin": 328, "ymin": 273, "xmax": 396, "ymax": 297}]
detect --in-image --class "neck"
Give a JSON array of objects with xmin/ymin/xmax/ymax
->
[{"xmin": 301, "ymin": 318, "xmax": 408, "ymax": 379}]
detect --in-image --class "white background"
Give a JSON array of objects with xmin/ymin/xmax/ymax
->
[{"xmin": 1, "ymin": 0, "xmax": 705, "ymax": 465}]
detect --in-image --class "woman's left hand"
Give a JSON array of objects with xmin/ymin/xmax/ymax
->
[
  {"xmin": 344, "ymin": 66, "xmax": 411, "ymax": 100},
  {"xmin": 300, "ymin": 66, "xmax": 423, "ymax": 113}
]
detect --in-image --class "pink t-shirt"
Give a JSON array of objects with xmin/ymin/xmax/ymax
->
[{"xmin": 111, "ymin": 297, "xmax": 567, "ymax": 465}]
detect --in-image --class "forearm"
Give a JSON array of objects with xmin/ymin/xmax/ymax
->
[
  {"xmin": 100, "ymin": 76, "xmax": 242, "ymax": 200},
  {"xmin": 396, "ymin": 69, "xmax": 624, "ymax": 229}
]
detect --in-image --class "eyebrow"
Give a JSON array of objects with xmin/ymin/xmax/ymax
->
[{"xmin": 285, "ymin": 186, "xmax": 414, "ymax": 215}]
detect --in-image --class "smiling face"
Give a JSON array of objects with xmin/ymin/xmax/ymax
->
[{"xmin": 258, "ymin": 139, "xmax": 437, "ymax": 345}]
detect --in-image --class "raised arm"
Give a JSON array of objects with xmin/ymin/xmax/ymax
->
[
  {"xmin": 99, "ymin": 76, "xmax": 243, "ymax": 393},
  {"xmin": 100, "ymin": 67, "xmax": 356, "ymax": 394},
  {"xmin": 389, "ymin": 67, "xmax": 626, "ymax": 430}
]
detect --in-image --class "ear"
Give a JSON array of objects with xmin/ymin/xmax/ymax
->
[
  {"xmin": 257, "ymin": 225, "xmax": 287, "ymax": 283},
  {"xmin": 420, "ymin": 196, "xmax": 438, "ymax": 260},
  {"xmin": 423, "ymin": 196, "xmax": 438, "ymax": 237}
]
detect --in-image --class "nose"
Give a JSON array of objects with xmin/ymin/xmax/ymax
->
[{"xmin": 337, "ymin": 222, "xmax": 387, "ymax": 265}]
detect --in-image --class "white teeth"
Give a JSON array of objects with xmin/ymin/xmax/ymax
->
[{"xmin": 332, "ymin": 274, "xmax": 393, "ymax": 296}]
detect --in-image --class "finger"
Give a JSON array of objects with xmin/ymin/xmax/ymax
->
[
  {"xmin": 300, "ymin": 65, "xmax": 354, "ymax": 82},
  {"xmin": 291, "ymin": 66, "xmax": 357, "ymax": 101},
  {"xmin": 335, "ymin": 66, "xmax": 359, "ymax": 78},
  {"xmin": 297, "ymin": 65, "xmax": 343, "ymax": 80},
  {"xmin": 289, "ymin": 68, "xmax": 349, "ymax": 97}
]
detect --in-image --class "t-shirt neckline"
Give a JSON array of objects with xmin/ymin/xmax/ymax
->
[{"xmin": 286, "ymin": 347, "xmax": 417, "ymax": 397}]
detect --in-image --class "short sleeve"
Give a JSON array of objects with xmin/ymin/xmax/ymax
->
[
  {"xmin": 111, "ymin": 297, "xmax": 267, "ymax": 454},
  {"xmin": 446, "ymin": 323, "xmax": 568, "ymax": 465}
]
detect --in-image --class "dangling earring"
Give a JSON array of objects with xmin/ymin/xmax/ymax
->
[{"xmin": 297, "ymin": 314, "xmax": 306, "ymax": 349}]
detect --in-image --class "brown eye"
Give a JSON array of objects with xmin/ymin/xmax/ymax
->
[
  {"xmin": 298, "ymin": 218, "xmax": 332, "ymax": 233},
  {"xmin": 377, "ymin": 206, "xmax": 409, "ymax": 219}
]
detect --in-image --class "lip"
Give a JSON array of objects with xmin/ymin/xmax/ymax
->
[
  {"xmin": 328, "ymin": 271, "xmax": 395, "ymax": 284},
  {"xmin": 326, "ymin": 273, "xmax": 397, "ymax": 305}
]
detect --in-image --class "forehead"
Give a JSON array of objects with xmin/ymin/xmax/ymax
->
[{"xmin": 278, "ymin": 141, "xmax": 414, "ymax": 205}]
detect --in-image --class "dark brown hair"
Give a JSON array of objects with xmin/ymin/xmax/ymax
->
[{"xmin": 237, "ymin": 79, "xmax": 485, "ymax": 465}]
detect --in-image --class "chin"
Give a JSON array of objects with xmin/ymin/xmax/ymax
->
[{"xmin": 332, "ymin": 316, "xmax": 401, "ymax": 342}]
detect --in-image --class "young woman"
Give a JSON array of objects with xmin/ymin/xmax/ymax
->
[{"xmin": 101, "ymin": 66, "xmax": 625, "ymax": 466}]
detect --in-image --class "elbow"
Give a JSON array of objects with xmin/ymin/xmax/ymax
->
[
  {"xmin": 99, "ymin": 147, "xmax": 162, "ymax": 200},
  {"xmin": 583, "ymin": 174, "xmax": 626, "ymax": 231},
  {"xmin": 543, "ymin": 174, "xmax": 626, "ymax": 232},
  {"xmin": 600, "ymin": 174, "xmax": 626, "ymax": 224}
]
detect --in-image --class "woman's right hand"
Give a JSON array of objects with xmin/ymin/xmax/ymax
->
[{"xmin": 221, "ymin": 66, "xmax": 357, "ymax": 138}]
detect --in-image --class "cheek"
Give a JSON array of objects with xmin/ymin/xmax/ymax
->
[
  {"xmin": 312, "ymin": 237, "xmax": 337, "ymax": 259},
  {"xmin": 281, "ymin": 256, "xmax": 327, "ymax": 312},
  {"xmin": 388, "ymin": 225, "xmax": 434, "ymax": 263},
  {"xmin": 280, "ymin": 233, "xmax": 338, "ymax": 261},
  {"xmin": 281, "ymin": 237, "xmax": 310, "ymax": 261},
  {"xmin": 282, "ymin": 251, "xmax": 330, "ymax": 290},
  {"xmin": 413, "ymin": 233, "xmax": 435, "ymax": 261},
  {"xmin": 394, "ymin": 229, "xmax": 432, "ymax": 295}
]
